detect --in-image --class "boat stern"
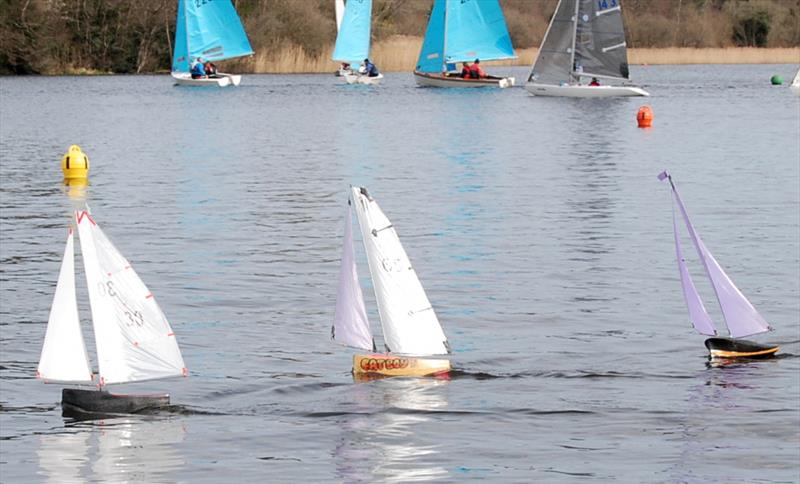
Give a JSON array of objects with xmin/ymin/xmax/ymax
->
[{"xmin": 353, "ymin": 354, "xmax": 451, "ymax": 378}]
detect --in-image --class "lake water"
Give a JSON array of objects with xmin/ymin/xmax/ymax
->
[{"xmin": 1, "ymin": 65, "xmax": 799, "ymax": 483}]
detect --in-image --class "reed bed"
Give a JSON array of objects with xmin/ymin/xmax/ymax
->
[{"xmin": 243, "ymin": 37, "xmax": 799, "ymax": 74}]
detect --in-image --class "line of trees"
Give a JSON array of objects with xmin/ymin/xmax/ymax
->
[{"xmin": 1, "ymin": 0, "xmax": 798, "ymax": 75}]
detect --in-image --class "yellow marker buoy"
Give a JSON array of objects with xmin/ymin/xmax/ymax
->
[{"xmin": 61, "ymin": 145, "xmax": 89, "ymax": 180}]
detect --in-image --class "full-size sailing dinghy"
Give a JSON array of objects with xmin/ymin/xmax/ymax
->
[
  {"xmin": 659, "ymin": 171, "xmax": 778, "ymax": 360},
  {"xmin": 333, "ymin": 187, "xmax": 451, "ymax": 378},
  {"xmin": 332, "ymin": 0, "xmax": 382, "ymax": 85},
  {"xmin": 37, "ymin": 211, "xmax": 188, "ymax": 413},
  {"xmin": 414, "ymin": 0, "xmax": 516, "ymax": 88},
  {"xmin": 171, "ymin": 0, "xmax": 254, "ymax": 87},
  {"xmin": 525, "ymin": 0, "xmax": 648, "ymax": 97}
]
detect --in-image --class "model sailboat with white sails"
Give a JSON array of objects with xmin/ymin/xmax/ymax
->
[
  {"xmin": 525, "ymin": 0, "xmax": 648, "ymax": 97},
  {"xmin": 659, "ymin": 171, "xmax": 778, "ymax": 359},
  {"xmin": 332, "ymin": 187, "xmax": 451, "ymax": 377},
  {"xmin": 37, "ymin": 211, "xmax": 187, "ymax": 412}
]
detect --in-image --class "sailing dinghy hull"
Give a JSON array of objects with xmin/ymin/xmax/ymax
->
[
  {"xmin": 414, "ymin": 71, "xmax": 514, "ymax": 89},
  {"xmin": 62, "ymin": 388, "xmax": 170, "ymax": 414},
  {"xmin": 353, "ymin": 354, "xmax": 451, "ymax": 378},
  {"xmin": 704, "ymin": 338, "xmax": 779, "ymax": 359},
  {"xmin": 171, "ymin": 72, "xmax": 241, "ymax": 87},
  {"xmin": 344, "ymin": 73, "xmax": 383, "ymax": 85},
  {"xmin": 525, "ymin": 83, "xmax": 649, "ymax": 97}
]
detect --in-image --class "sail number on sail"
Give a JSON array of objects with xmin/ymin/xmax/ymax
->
[
  {"xmin": 97, "ymin": 280, "xmax": 145, "ymax": 328},
  {"xmin": 598, "ymin": 0, "xmax": 619, "ymax": 10}
]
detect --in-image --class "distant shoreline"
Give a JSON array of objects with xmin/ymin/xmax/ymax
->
[{"xmin": 24, "ymin": 44, "xmax": 800, "ymax": 76}]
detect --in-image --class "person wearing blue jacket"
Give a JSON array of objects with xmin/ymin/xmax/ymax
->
[
  {"xmin": 190, "ymin": 58, "xmax": 207, "ymax": 79},
  {"xmin": 363, "ymin": 58, "xmax": 379, "ymax": 77}
]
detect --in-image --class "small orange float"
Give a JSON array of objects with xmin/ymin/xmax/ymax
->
[{"xmin": 637, "ymin": 105, "xmax": 653, "ymax": 128}]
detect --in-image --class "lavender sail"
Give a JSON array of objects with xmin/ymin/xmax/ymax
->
[
  {"xmin": 660, "ymin": 171, "xmax": 772, "ymax": 339},
  {"xmin": 672, "ymin": 210, "xmax": 717, "ymax": 336}
]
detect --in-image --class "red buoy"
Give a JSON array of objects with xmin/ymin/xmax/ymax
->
[{"xmin": 637, "ymin": 105, "xmax": 653, "ymax": 128}]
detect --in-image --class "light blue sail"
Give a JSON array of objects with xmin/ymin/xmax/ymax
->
[
  {"xmin": 416, "ymin": 0, "xmax": 446, "ymax": 73},
  {"xmin": 445, "ymin": 0, "xmax": 515, "ymax": 64},
  {"xmin": 172, "ymin": 0, "xmax": 254, "ymax": 73},
  {"xmin": 416, "ymin": 0, "xmax": 515, "ymax": 73},
  {"xmin": 332, "ymin": 0, "xmax": 373, "ymax": 64},
  {"xmin": 172, "ymin": 0, "xmax": 189, "ymax": 72}
]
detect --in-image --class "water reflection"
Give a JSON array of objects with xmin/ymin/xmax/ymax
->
[
  {"xmin": 37, "ymin": 417, "xmax": 186, "ymax": 483},
  {"xmin": 333, "ymin": 378, "xmax": 450, "ymax": 482}
]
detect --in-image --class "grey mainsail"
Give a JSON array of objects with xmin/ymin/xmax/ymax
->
[{"xmin": 528, "ymin": 0, "xmax": 631, "ymax": 84}]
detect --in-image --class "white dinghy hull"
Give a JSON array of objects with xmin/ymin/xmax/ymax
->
[
  {"xmin": 525, "ymin": 82, "xmax": 648, "ymax": 97},
  {"xmin": 171, "ymin": 72, "xmax": 241, "ymax": 87},
  {"xmin": 344, "ymin": 72, "xmax": 383, "ymax": 85},
  {"xmin": 414, "ymin": 71, "xmax": 514, "ymax": 88}
]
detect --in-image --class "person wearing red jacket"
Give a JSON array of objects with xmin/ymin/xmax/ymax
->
[{"xmin": 469, "ymin": 59, "xmax": 486, "ymax": 79}]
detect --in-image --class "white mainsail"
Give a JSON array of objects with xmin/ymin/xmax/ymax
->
[
  {"xmin": 37, "ymin": 230, "xmax": 93, "ymax": 383},
  {"xmin": 76, "ymin": 211, "xmax": 186, "ymax": 385},
  {"xmin": 332, "ymin": 202, "xmax": 374, "ymax": 351},
  {"xmin": 350, "ymin": 187, "xmax": 449, "ymax": 356},
  {"xmin": 335, "ymin": 0, "xmax": 345, "ymax": 32}
]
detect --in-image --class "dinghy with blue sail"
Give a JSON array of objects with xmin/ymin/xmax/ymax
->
[
  {"xmin": 37, "ymin": 211, "xmax": 188, "ymax": 413},
  {"xmin": 414, "ymin": 0, "xmax": 516, "ymax": 88},
  {"xmin": 525, "ymin": 0, "xmax": 648, "ymax": 97},
  {"xmin": 659, "ymin": 171, "xmax": 778, "ymax": 360},
  {"xmin": 171, "ymin": 0, "xmax": 253, "ymax": 87},
  {"xmin": 332, "ymin": 0, "xmax": 382, "ymax": 84},
  {"xmin": 333, "ymin": 187, "xmax": 451, "ymax": 378}
]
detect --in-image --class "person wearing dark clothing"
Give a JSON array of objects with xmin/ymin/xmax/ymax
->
[
  {"xmin": 461, "ymin": 62, "xmax": 471, "ymax": 78},
  {"xmin": 204, "ymin": 61, "xmax": 218, "ymax": 78},
  {"xmin": 363, "ymin": 58, "xmax": 379, "ymax": 77}
]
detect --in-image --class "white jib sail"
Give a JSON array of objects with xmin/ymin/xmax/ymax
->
[
  {"xmin": 332, "ymin": 201, "xmax": 374, "ymax": 351},
  {"xmin": 76, "ymin": 211, "xmax": 186, "ymax": 385},
  {"xmin": 351, "ymin": 187, "xmax": 449, "ymax": 356},
  {"xmin": 37, "ymin": 229, "xmax": 93, "ymax": 382}
]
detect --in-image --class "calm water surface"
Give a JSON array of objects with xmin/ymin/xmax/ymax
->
[{"xmin": 1, "ymin": 65, "xmax": 799, "ymax": 483}]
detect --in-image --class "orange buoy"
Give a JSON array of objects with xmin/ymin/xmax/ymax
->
[{"xmin": 637, "ymin": 105, "xmax": 653, "ymax": 128}]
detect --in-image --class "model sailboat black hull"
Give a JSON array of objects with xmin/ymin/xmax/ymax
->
[
  {"xmin": 704, "ymin": 338, "xmax": 779, "ymax": 359},
  {"xmin": 62, "ymin": 388, "xmax": 170, "ymax": 414}
]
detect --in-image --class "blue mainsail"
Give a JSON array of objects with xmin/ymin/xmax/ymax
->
[
  {"xmin": 172, "ymin": 0, "xmax": 254, "ymax": 73},
  {"xmin": 332, "ymin": 0, "xmax": 373, "ymax": 63},
  {"xmin": 416, "ymin": 0, "xmax": 446, "ymax": 73},
  {"xmin": 445, "ymin": 0, "xmax": 515, "ymax": 64},
  {"xmin": 416, "ymin": 0, "xmax": 515, "ymax": 73}
]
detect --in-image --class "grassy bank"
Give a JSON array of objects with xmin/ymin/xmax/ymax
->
[{"xmin": 240, "ymin": 37, "xmax": 800, "ymax": 74}]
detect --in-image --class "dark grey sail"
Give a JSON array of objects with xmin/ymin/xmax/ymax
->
[
  {"xmin": 573, "ymin": 0, "xmax": 630, "ymax": 80},
  {"xmin": 527, "ymin": 0, "xmax": 576, "ymax": 84}
]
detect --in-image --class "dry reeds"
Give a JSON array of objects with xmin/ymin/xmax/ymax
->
[{"xmin": 240, "ymin": 37, "xmax": 800, "ymax": 74}]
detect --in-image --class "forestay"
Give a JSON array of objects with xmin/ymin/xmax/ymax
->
[
  {"xmin": 332, "ymin": 0, "xmax": 372, "ymax": 64},
  {"xmin": 77, "ymin": 211, "xmax": 186, "ymax": 385},
  {"xmin": 332, "ymin": 202, "xmax": 374, "ymax": 351},
  {"xmin": 37, "ymin": 230, "xmax": 93, "ymax": 383},
  {"xmin": 351, "ymin": 187, "xmax": 449, "ymax": 356},
  {"xmin": 172, "ymin": 0, "xmax": 254, "ymax": 73}
]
